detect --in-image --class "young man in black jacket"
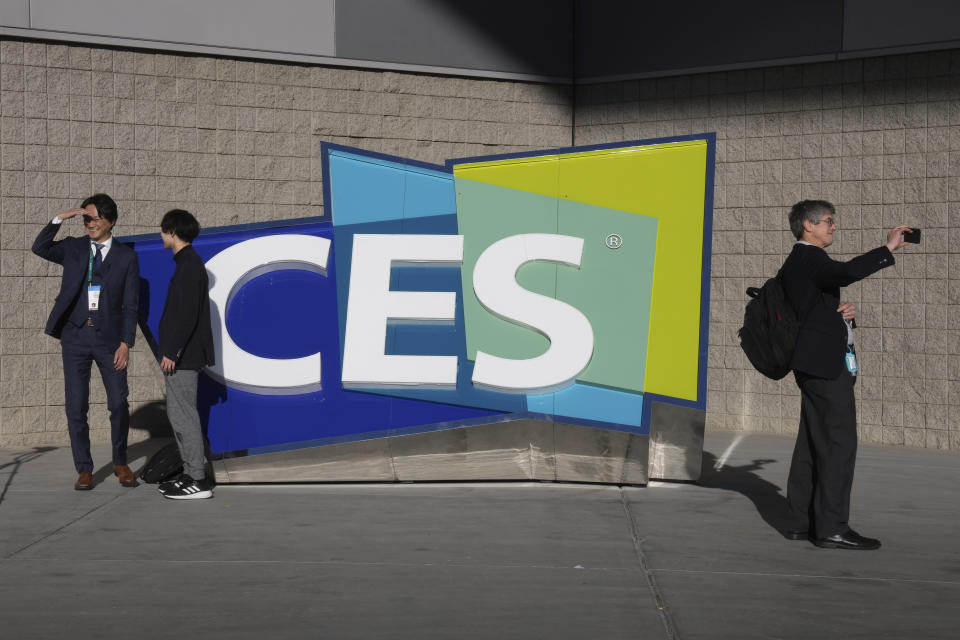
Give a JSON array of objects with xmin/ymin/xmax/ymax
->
[
  {"xmin": 780, "ymin": 200, "xmax": 911, "ymax": 549},
  {"xmin": 156, "ymin": 209, "xmax": 215, "ymax": 500}
]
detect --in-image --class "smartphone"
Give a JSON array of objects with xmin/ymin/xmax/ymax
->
[{"xmin": 903, "ymin": 228, "xmax": 921, "ymax": 243}]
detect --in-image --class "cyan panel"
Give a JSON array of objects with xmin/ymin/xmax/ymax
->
[
  {"xmin": 528, "ymin": 384, "xmax": 645, "ymax": 428},
  {"xmin": 329, "ymin": 149, "xmax": 454, "ymax": 226},
  {"xmin": 404, "ymin": 170, "xmax": 457, "ymax": 219},
  {"xmin": 329, "ymin": 153, "xmax": 405, "ymax": 226}
]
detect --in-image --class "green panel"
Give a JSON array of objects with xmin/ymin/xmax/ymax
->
[
  {"xmin": 456, "ymin": 178, "xmax": 558, "ymax": 361},
  {"xmin": 556, "ymin": 201, "xmax": 657, "ymax": 393}
]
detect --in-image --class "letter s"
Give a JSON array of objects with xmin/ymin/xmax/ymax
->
[{"xmin": 471, "ymin": 233, "xmax": 594, "ymax": 393}]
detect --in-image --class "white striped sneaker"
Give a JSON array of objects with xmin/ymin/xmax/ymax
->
[
  {"xmin": 158, "ymin": 473, "xmax": 188, "ymax": 495},
  {"xmin": 162, "ymin": 475, "xmax": 214, "ymax": 500}
]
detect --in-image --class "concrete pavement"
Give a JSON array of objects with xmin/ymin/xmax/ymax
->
[{"xmin": 1, "ymin": 431, "xmax": 958, "ymax": 639}]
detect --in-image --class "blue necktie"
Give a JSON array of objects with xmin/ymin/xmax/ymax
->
[{"xmin": 93, "ymin": 243, "xmax": 104, "ymax": 271}]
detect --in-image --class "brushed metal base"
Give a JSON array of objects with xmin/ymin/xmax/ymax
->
[
  {"xmin": 214, "ymin": 419, "xmax": 650, "ymax": 485},
  {"xmin": 213, "ymin": 406, "xmax": 706, "ymax": 486},
  {"xmin": 648, "ymin": 401, "xmax": 705, "ymax": 481}
]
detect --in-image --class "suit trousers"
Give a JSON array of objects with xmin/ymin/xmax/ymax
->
[
  {"xmin": 786, "ymin": 367, "xmax": 857, "ymax": 539},
  {"xmin": 60, "ymin": 323, "xmax": 130, "ymax": 473}
]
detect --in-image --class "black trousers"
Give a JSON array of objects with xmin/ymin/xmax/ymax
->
[
  {"xmin": 60, "ymin": 323, "xmax": 130, "ymax": 473},
  {"xmin": 786, "ymin": 367, "xmax": 858, "ymax": 539}
]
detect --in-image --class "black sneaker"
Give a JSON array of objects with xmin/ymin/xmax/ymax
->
[
  {"xmin": 162, "ymin": 475, "xmax": 214, "ymax": 500},
  {"xmin": 158, "ymin": 473, "xmax": 188, "ymax": 495}
]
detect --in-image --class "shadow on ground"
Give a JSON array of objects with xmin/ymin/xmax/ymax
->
[
  {"xmin": 0, "ymin": 447, "xmax": 58, "ymax": 506},
  {"xmin": 698, "ymin": 450, "xmax": 794, "ymax": 537},
  {"xmin": 91, "ymin": 400, "xmax": 173, "ymax": 486}
]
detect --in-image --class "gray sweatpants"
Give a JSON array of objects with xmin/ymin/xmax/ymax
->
[{"xmin": 165, "ymin": 369, "xmax": 206, "ymax": 480}]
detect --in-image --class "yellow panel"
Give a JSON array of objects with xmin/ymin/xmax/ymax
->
[
  {"xmin": 453, "ymin": 141, "xmax": 708, "ymax": 402},
  {"xmin": 454, "ymin": 156, "xmax": 560, "ymax": 198}
]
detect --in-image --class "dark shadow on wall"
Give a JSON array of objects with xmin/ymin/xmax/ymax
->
[
  {"xmin": 425, "ymin": 0, "xmax": 574, "ymax": 80},
  {"xmin": 137, "ymin": 277, "xmax": 157, "ymax": 356},
  {"xmin": 699, "ymin": 450, "xmax": 796, "ymax": 537}
]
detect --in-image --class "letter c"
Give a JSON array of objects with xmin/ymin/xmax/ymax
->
[{"xmin": 204, "ymin": 234, "xmax": 331, "ymax": 395}]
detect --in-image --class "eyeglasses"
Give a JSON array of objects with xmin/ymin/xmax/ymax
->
[
  {"xmin": 815, "ymin": 217, "xmax": 837, "ymax": 227},
  {"xmin": 82, "ymin": 215, "xmax": 103, "ymax": 223}
]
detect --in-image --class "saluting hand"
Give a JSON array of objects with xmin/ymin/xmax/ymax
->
[{"xmin": 57, "ymin": 208, "xmax": 85, "ymax": 222}]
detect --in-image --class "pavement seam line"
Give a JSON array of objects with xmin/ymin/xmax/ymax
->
[
  {"xmin": 3, "ymin": 557, "xmax": 636, "ymax": 570},
  {"xmin": 656, "ymin": 568, "xmax": 960, "ymax": 586},
  {"xmin": 1, "ymin": 492, "xmax": 127, "ymax": 562},
  {"xmin": 620, "ymin": 488, "xmax": 680, "ymax": 640}
]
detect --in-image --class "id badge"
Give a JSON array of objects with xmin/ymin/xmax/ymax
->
[
  {"xmin": 87, "ymin": 285, "xmax": 102, "ymax": 311},
  {"xmin": 845, "ymin": 348, "xmax": 858, "ymax": 375}
]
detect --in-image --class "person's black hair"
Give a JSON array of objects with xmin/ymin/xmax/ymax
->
[
  {"xmin": 788, "ymin": 199, "xmax": 835, "ymax": 240},
  {"xmin": 161, "ymin": 209, "xmax": 200, "ymax": 243},
  {"xmin": 80, "ymin": 193, "xmax": 118, "ymax": 224}
]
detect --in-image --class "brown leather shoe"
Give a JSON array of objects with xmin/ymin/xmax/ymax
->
[
  {"xmin": 74, "ymin": 471, "xmax": 93, "ymax": 491},
  {"xmin": 114, "ymin": 464, "xmax": 137, "ymax": 487}
]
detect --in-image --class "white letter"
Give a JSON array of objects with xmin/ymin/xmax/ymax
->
[
  {"xmin": 341, "ymin": 234, "xmax": 463, "ymax": 388},
  {"xmin": 471, "ymin": 233, "xmax": 594, "ymax": 393},
  {"xmin": 205, "ymin": 234, "xmax": 330, "ymax": 395}
]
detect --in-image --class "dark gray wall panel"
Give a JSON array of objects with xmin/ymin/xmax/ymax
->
[
  {"xmin": 27, "ymin": 0, "xmax": 335, "ymax": 56},
  {"xmin": 0, "ymin": 1, "xmax": 30, "ymax": 28},
  {"xmin": 844, "ymin": 0, "xmax": 960, "ymax": 52},
  {"xmin": 336, "ymin": 0, "xmax": 572, "ymax": 78},
  {"xmin": 576, "ymin": 0, "xmax": 842, "ymax": 80}
]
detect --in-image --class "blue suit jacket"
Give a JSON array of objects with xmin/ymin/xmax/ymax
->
[
  {"xmin": 32, "ymin": 222, "xmax": 140, "ymax": 347},
  {"xmin": 781, "ymin": 242, "xmax": 893, "ymax": 379}
]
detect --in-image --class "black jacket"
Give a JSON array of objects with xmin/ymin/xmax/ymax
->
[
  {"xmin": 158, "ymin": 245, "xmax": 214, "ymax": 370},
  {"xmin": 781, "ymin": 242, "xmax": 894, "ymax": 379},
  {"xmin": 32, "ymin": 222, "xmax": 139, "ymax": 346}
]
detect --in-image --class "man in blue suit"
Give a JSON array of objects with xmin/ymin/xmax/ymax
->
[{"xmin": 33, "ymin": 193, "xmax": 140, "ymax": 490}]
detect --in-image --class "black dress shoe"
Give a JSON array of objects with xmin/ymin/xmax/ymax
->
[
  {"xmin": 813, "ymin": 529, "xmax": 881, "ymax": 550},
  {"xmin": 784, "ymin": 529, "xmax": 809, "ymax": 541}
]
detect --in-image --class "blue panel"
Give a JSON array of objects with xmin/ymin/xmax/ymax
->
[
  {"xmin": 404, "ymin": 169, "xmax": 457, "ymax": 219},
  {"xmin": 227, "ymin": 271, "xmax": 331, "ymax": 359},
  {"xmin": 329, "ymin": 149, "xmax": 454, "ymax": 226},
  {"xmin": 544, "ymin": 384, "xmax": 645, "ymax": 427},
  {"xmin": 328, "ymin": 153, "xmax": 405, "ymax": 226},
  {"xmin": 525, "ymin": 384, "xmax": 645, "ymax": 429}
]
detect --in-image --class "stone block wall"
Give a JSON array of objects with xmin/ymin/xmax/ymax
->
[
  {"xmin": 576, "ymin": 50, "xmax": 960, "ymax": 450},
  {"xmin": 0, "ymin": 38, "xmax": 571, "ymax": 448},
  {"xmin": 3, "ymin": 36, "xmax": 959, "ymax": 452}
]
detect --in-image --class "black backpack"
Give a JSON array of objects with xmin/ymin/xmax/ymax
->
[
  {"xmin": 737, "ymin": 274, "xmax": 799, "ymax": 380},
  {"xmin": 138, "ymin": 442, "xmax": 184, "ymax": 484}
]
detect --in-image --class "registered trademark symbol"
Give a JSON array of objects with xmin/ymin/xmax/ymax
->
[{"xmin": 605, "ymin": 233, "xmax": 623, "ymax": 250}]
